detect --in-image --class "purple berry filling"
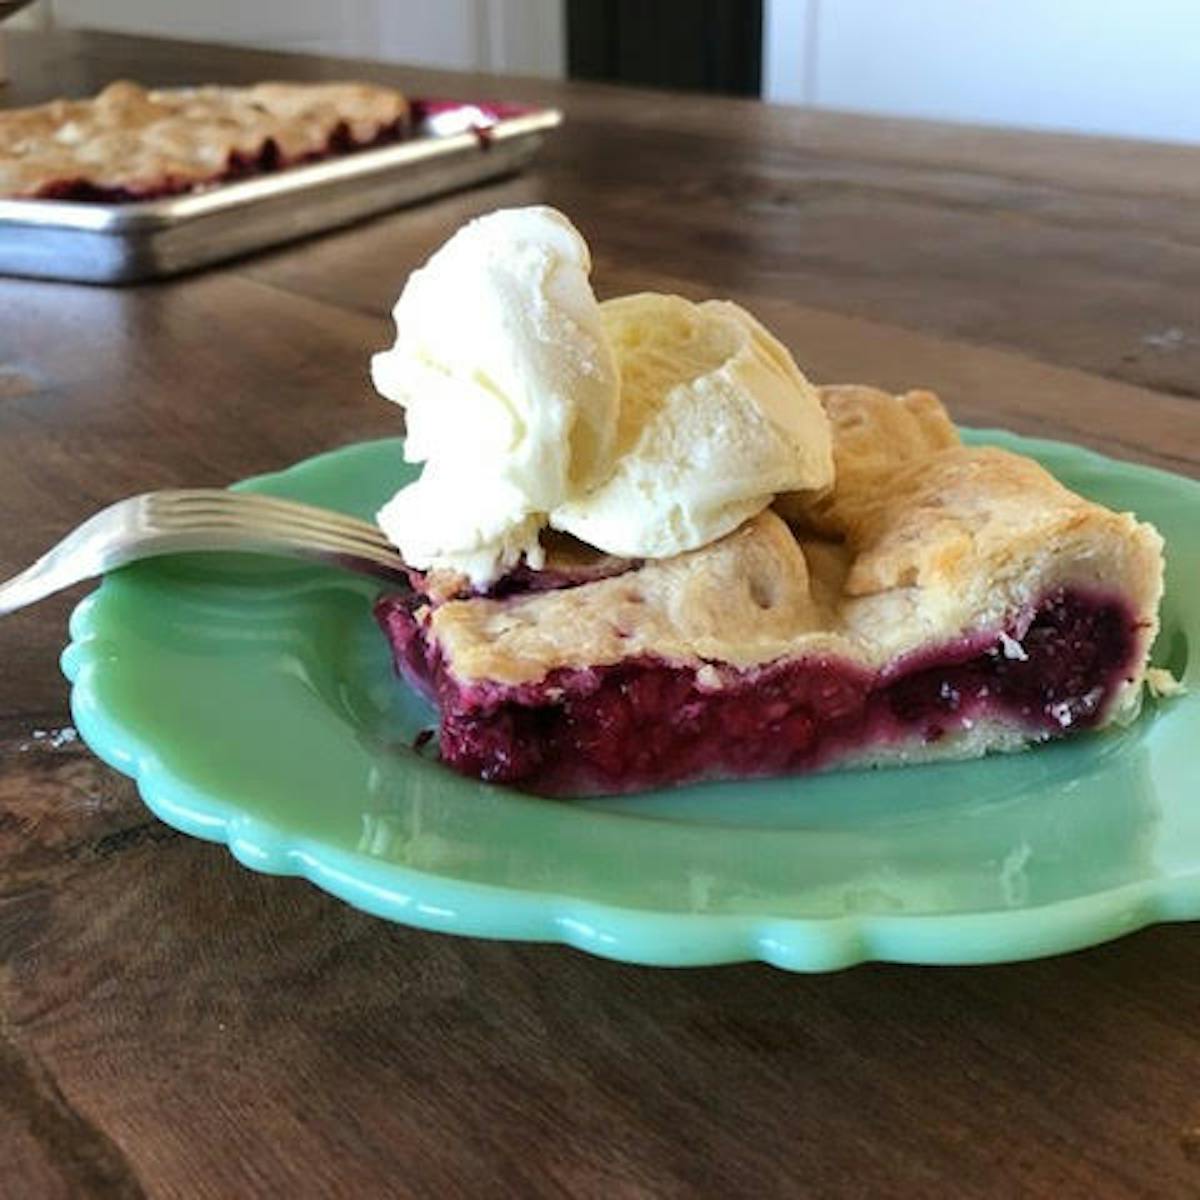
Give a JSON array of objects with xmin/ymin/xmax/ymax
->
[{"xmin": 375, "ymin": 587, "xmax": 1143, "ymax": 797}]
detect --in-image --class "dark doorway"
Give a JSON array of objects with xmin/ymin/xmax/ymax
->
[{"xmin": 567, "ymin": 0, "xmax": 764, "ymax": 97}]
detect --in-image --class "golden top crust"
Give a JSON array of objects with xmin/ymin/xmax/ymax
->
[
  {"xmin": 842, "ymin": 446, "xmax": 1103, "ymax": 595},
  {"xmin": 777, "ymin": 384, "xmax": 960, "ymax": 535},
  {"xmin": 0, "ymin": 80, "xmax": 409, "ymax": 198},
  {"xmin": 428, "ymin": 385, "xmax": 1165, "ymax": 696},
  {"xmin": 429, "ymin": 511, "xmax": 827, "ymax": 682}
]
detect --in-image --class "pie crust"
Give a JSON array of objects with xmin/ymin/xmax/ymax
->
[{"xmin": 0, "ymin": 80, "xmax": 409, "ymax": 200}]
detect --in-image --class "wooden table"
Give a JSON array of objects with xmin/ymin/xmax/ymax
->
[{"xmin": 2, "ymin": 30, "xmax": 1198, "ymax": 1199}]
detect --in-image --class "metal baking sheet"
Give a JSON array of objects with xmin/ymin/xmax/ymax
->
[{"xmin": 0, "ymin": 100, "xmax": 562, "ymax": 283}]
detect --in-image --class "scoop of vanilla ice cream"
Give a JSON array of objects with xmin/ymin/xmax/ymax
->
[
  {"xmin": 372, "ymin": 206, "xmax": 618, "ymax": 583},
  {"xmin": 550, "ymin": 294, "xmax": 833, "ymax": 558}
]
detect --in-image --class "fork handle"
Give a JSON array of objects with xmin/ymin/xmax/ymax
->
[
  {"xmin": 0, "ymin": 520, "xmax": 374, "ymax": 618},
  {"xmin": 0, "ymin": 523, "xmax": 237, "ymax": 617},
  {"xmin": 0, "ymin": 491, "xmax": 408, "ymax": 618}
]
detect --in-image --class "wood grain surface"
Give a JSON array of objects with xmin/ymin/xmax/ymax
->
[{"xmin": 1, "ymin": 29, "xmax": 1198, "ymax": 1200}]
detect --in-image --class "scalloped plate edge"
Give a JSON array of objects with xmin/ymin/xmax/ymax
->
[{"xmin": 63, "ymin": 608, "xmax": 1200, "ymax": 971}]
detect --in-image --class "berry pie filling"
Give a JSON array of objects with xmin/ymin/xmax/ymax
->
[{"xmin": 376, "ymin": 585, "xmax": 1143, "ymax": 797}]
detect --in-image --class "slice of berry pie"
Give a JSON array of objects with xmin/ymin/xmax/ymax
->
[
  {"xmin": 376, "ymin": 385, "xmax": 1165, "ymax": 797},
  {"xmin": 0, "ymin": 80, "xmax": 409, "ymax": 201}
]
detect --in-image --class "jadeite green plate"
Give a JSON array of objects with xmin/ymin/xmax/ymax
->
[{"xmin": 62, "ymin": 431, "xmax": 1199, "ymax": 970}]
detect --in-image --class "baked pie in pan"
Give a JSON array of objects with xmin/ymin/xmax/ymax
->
[{"xmin": 0, "ymin": 79, "xmax": 409, "ymax": 201}]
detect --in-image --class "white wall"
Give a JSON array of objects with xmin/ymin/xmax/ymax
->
[
  {"xmin": 23, "ymin": 0, "xmax": 1200, "ymax": 143},
  {"xmin": 765, "ymin": 0, "xmax": 1200, "ymax": 144},
  {"xmin": 46, "ymin": 0, "xmax": 566, "ymax": 77}
]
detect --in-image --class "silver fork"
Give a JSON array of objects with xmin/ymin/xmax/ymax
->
[{"xmin": 0, "ymin": 489, "xmax": 409, "ymax": 617}]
